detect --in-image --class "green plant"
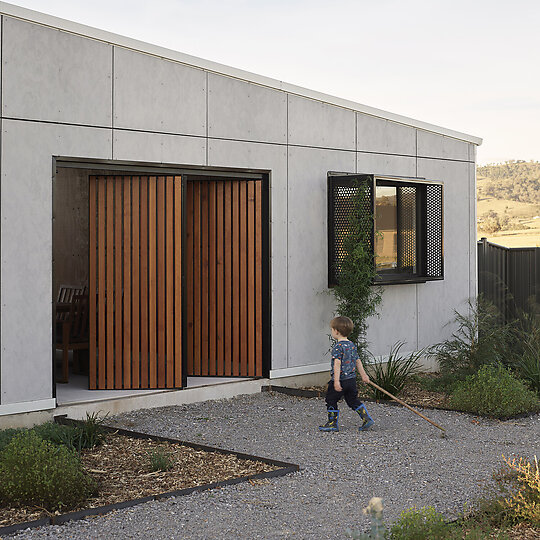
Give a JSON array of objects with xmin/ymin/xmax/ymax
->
[
  {"xmin": 388, "ymin": 506, "xmax": 457, "ymax": 539},
  {"xmin": 147, "ymin": 447, "xmax": 174, "ymax": 472},
  {"xmin": 508, "ymin": 312, "xmax": 540, "ymax": 395},
  {"xmin": 0, "ymin": 431, "xmax": 96, "ymax": 511},
  {"xmin": 0, "ymin": 427, "xmax": 25, "ymax": 452},
  {"xmin": 75, "ymin": 412, "xmax": 108, "ymax": 449},
  {"xmin": 430, "ymin": 297, "xmax": 511, "ymax": 381},
  {"xmin": 332, "ymin": 180, "xmax": 382, "ymax": 360},
  {"xmin": 449, "ymin": 363, "xmax": 540, "ymax": 418},
  {"xmin": 366, "ymin": 342, "xmax": 424, "ymax": 399}
]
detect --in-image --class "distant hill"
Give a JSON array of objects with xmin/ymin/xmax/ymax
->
[{"xmin": 477, "ymin": 160, "xmax": 540, "ymax": 205}]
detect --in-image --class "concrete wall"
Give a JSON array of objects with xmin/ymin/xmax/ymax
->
[{"xmin": 0, "ymin": 15, "xmax": 477, "ymax": 410}]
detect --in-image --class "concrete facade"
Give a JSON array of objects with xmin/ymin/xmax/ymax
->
[{"xmin": 0, "ymin": 3, "xmax": 481, "ymax": 417}]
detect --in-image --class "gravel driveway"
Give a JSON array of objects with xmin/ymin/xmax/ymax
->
[{"xmin": 10, "ymin": 391, "xmax": 540, "ymax": 539}]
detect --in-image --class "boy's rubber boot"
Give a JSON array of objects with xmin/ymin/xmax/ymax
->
[
  {"xmin": 355, "ymin": 404, "xmax": 374, "ymax": 431},
  {"xmin": 319, "ymin": 409, "xmax": 339, "ymax": 432}
]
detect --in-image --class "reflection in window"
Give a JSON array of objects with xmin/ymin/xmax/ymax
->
[{"xmin": 375, "ymin": 186, "xmax": 397, "ymax": 270}]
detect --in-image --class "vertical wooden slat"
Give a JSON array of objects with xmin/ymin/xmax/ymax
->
[
  {"xmin": 166, "ymin": 177, "xmax": 174, "ymax": 388},
  {"xmin": 193, "ymin": 181, "xmax": 201, "ymax": 375},
  {"xmin": 223, "ymin": 181, "xmax": 233, "ymax": 376},
  {"xmin": 247, "ymin": 181, "xmax": 255, "ymax": 377},
  {"xmin": 131, "ymin": 177, "xmax": 140, "ymax": 388},
  {"xmin": 174, "ymin": 177, "xmax": 182, "ymax": 387},
  {"xmin": 232, "ymin": 181, "xmax": 240, "ymax": 376},
  {"xmin": 98, "ymin": 177, "xmax": 107, "ymax": 389},
  {"xmin": 239, "ymin": 181, "xmax": 248, "ymax": 376},
  {"xmin": 89, "ymin": 177, "xmax": 97, "ymax": 389},
  {"xmin": 255, "ymin": 180, "xmax": 263, "ymax": 376},
  {"xmin": 140, "ymin": 177, "xmax": 149, "ymax": 388},
  {"xmin": 157, "ymin": 177, "xmax": 166, "ymax": 388},
  {"xmin": 106, "ymin": 177, "xmax": 114, "ymax": 389},
  {"xmin": 216, "ymin": 181, "xmax": 224, "ymax": 376},
  {"xmin": 207, "ymin": 182, "xmax": 217, "ymax": 375},
  {"xmin": 123, "ymin": 177, "xmax": 132, "ymax": 388},
  {"xmin": 148, "ymin": 176, "xmax": 157, "ymax": 387},
  {"xmin": 186, "ymin": 181, "xmax": 194, "ymax": 377},
  {"xmin": 201, "ymin": 181, "xmax": 209, "ymax": 376},
  {"xmin": 114, "ymin": 177, "xmax": 123, "ymax": 388}
]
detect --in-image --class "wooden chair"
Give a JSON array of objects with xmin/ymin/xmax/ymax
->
[{"xmin": 55, "ymin": 293, "xmax": 89, "ymax": 383}]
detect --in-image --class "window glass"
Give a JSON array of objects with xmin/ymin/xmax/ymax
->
[{"xmin": 375, "ymin": 186, "xmax": 397, "ymax": 271}]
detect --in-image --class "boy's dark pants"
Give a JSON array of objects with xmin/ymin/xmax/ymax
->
[{"xmin": 325, "ymin": 378, "xmax": 363, "ymax": 410}]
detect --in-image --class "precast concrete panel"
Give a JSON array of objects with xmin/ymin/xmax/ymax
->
[
  {"xmin": 365, "ymin": 284, "xmax": 418, "ymax": 356},
  {"xmin": 416, "ymin": 158, "xmax": 472, "ymax": 348},
  {"xmin": 287, "ymin": 146, "xmax": 356, "ymax": 368},
  {"xmin": 356, "ymin": 152, "xmax": 417, "ymax": 178},
  {"xmin": 417, "ymin": 130, "xmax": 470, "ymax": 161},
  {"xmin": 113, "ymin": 47, "xmax": 206, "ymax": 136},
  {"xmin": 113, "ymin": 130, "xmax": 206, "ymax": 165},
  {"xmin": 469, "ymin": 162, "xmax": 477, "ymax": 300},
  {"xmin": 208, "ymin": 139, "xmax": 288, "ymax": 369},
  {"xmin": 2, "ymin": 18, "xmax": 112, "ymax": 127},
  {"xmin": 1, "ymin": 120, "xmax": 112, "ymax": 405},
  {"xmin": 357, "ymin": 114, "xmax": 417, "ymax": 156},
  {"xmin": 208, "ymin": 74, "xmax": 287, "ymax": 144},
  {"xmin": 287, "ymin": 95, "xmax": 355, "ymax": 150}
]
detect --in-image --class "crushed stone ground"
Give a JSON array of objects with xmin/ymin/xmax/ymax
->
[{"xmin": 8, "ymin": 392, "xmax": 540, "ymax": 539}]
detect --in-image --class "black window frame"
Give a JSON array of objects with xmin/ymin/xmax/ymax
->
[{"xmin": 328, "ymin": 173, "xmax": 444, "ymax": 287}]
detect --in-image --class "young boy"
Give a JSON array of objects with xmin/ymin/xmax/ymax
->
[{"xmin": 319, "ymin": 316, "xmax": 374, "ymax": 432}]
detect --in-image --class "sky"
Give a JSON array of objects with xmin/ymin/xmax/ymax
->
[{"xmin": 6, "ymin": 0, "xmax": 540, "ymax": 165}]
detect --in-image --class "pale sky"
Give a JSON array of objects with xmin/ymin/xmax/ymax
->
[{"xmin": 6, "ymin": 0, "xmax": 540, "ymax": 165}]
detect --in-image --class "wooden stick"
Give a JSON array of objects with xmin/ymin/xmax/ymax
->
[{"xmin": 368, "ymin": 381, "xmax": 446, "ymax": 433}]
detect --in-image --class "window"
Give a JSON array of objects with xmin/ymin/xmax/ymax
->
[{"xmin": 328, "ymin": 174, "xmax": 443, "ymax": 286}]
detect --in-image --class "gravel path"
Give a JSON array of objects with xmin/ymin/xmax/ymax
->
[{"xmin": 9, "ymin": 392, "xmax": 540, "ymax": 539}]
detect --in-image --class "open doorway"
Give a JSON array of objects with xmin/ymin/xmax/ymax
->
[{"xmin": 52, "ymin": 164, "xmax": 269, "ymax": 402}]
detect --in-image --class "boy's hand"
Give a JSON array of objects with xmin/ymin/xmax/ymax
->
[
  {"xmin": 361, "ymin": 373, "xmax": 370, "ymax": 384},
  {"xmin": 334, "ymin": 381, "xmax": 342, "ymax": 392}
]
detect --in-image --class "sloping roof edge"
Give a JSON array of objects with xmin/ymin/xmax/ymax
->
[{"xmin": 0, "ymin": 1, "xmax": 482, "ymax": 146}]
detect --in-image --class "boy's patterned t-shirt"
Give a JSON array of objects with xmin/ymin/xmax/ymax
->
[{"xmin": 330, "ymin": 340, "xmax": 359, "ymax": 380}]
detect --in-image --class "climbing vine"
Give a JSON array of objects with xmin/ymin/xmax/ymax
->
[{"xmin": 332, "ymin": 180, "xmax": 382, "ymax": 359}]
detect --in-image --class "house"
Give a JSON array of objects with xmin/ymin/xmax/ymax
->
[{"xmin": 0, "ymin": 2, "xmax": 481, "ymax": 427}]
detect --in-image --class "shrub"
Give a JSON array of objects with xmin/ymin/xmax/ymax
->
[
  {"xmin": 0, "ymin": 431, "xmax": 96, "ymax": 511},
  {"xmin": 430, "ymin": 298, "xmax": 511, "ymax": 380},
  {"xmin": 388, "ymin": 506, "xmax": 457, "ymax": 539},
  {"xmin": 449, "ymin": 363, "xmax": 540, "ymax": 418},
  {"xmin": 0, "ymin": 427, "xmax": 25, "ymax": 452},
  {"xmin": 503, "ymin": 455, "xmax": 540, "ymax": 526},
  {"xmin": 508, "ymin": 312, "xmax": 540, "ymax": 395},
  {"xmin": 31, "ymin": 415, "xmax": 106, "ymax": 454},
  {"xmin": 147, "ymin": 448, "xmax": 174, "ymax": 472},
  {"xmin": 366, "ymin": 342, "xmax": 424, "ymax": 399}
]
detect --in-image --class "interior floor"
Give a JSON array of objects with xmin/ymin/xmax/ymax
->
[{"xmin": 54, "ymin": 352, "xmax": 250, "ymax": 405}]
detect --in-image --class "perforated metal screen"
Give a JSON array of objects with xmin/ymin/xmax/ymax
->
[
  {"xmin": 425, "ymin": 184, "xmax": 444, "ymax": 278},
  {"xmin": 328, "ymin": 176, "xmax": 373, "ymax": 286},
  {"xmin": 398, "ymin": 186, "xmax": 417, "ymax": 273}
]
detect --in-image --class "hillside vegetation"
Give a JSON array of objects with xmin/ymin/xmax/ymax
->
[
  {"xmin": 477, "ymin": 160, "xmax": 540, "ymax": 246},
  {"xmin": 478, "ymin": 160, "xmax": 540, "ymax": 205}
]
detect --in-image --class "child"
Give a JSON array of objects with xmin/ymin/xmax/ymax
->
[{"xmin": 319, "ymin": 316, "xmax": 374, "ymax": 432}]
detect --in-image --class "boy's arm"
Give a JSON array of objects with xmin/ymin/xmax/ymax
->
[
  {"xmin": 356, "ymin": 358, "xmax": 370, "ymax": 384},
  {"xmin": 333, "ymin": 359, "xmax": 342, "ymax": 391}
]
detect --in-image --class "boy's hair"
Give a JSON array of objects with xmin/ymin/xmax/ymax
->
[{"xmin": 330, "ymin": 316, "xmax": 354, "ymax": 337}]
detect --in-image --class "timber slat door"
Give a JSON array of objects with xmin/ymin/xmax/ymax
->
[
  {"xmin": 185, "ymin": 178, "xmax": 263, "ymax": 378},
  {"xmin": 89, "ymin": 175, "xmax": 183, "ymax": 390}
]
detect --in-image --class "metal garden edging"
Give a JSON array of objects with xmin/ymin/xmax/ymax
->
[{"xmin": 0, "ymin": 418, "xmax": 300, "ymax": 536}]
